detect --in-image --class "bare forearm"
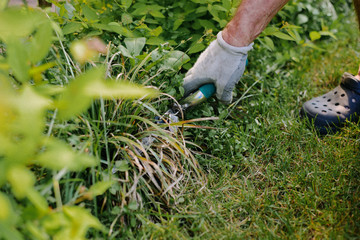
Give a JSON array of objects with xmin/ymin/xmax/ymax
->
[{"xmin": 223, "ymin": 0, "xmax": 290, "ymax": 46}]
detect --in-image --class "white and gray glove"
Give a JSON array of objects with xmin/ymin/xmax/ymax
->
[{"xmin": 183, "ymin": 31, "xmax": 253, "ymax": 104}]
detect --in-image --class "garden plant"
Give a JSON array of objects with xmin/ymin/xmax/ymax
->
[{"xmin": 0, "ymin": 0, "xmax": 359, "ymax": 239}]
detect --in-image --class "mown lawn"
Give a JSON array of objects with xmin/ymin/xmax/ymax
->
[{"xmin": 132, "ymin": 15, "xmax": 360, "ymax": 240}]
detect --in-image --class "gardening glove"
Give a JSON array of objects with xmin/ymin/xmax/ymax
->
[{"xmin": 183, "ymin": 31, "xmax": 253, "ymax": 104}]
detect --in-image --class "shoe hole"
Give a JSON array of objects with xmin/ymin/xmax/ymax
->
[
  {"xmin": 323, "ymin": 104, "xmax": 327, "ymax": 107},
  {"xmin": 352, "ymin": 98, "xmax": 356, "ymax": 103},
  {"xmin": 328, "ymin": 109, "xmax": 332, "ymax": 111},
  {"xmin": 345, "ymin": 106, "xmax": 350, "ymax": 109},
  {"xmin": 316, "ymin": 100, "xmax": 320, "ymax": 102},
  {"xmin": 334, "ymin": 91, "xmax": 337, "ymax": 94},
  {"xmin": 322, "ymin": 110, "xmax": 327, "ymax": 113},
  {"xmin": 312, "ymin": 103, "xmax": 316, "ymax": 105},
  {"xmin": 323, "ymin": 96, "xmax": 326, "ymax": 98},
  {"xmin": 315, "ymin": 107, "xmax": 319, "ymax": 109},
  {"xmin": 327, "ymin": 99, "xmax": 331, "ymax": 102},
  {"xmin": 341, "ymin": 94, "xmax": 345, "ymax": 97},
  {"xmin": 335, "ymin": 103, "xmax": 340, "ymax": 106},
  {"xmin": 337, "ymin": 112, "xmax": 341, "ymax": 114}
]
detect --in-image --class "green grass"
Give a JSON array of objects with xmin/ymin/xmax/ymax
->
[{"xmin": 126, "ymin": 17, "xmax": 360, "ymax": 239}]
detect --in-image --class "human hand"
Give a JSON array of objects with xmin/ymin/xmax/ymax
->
[{"xmin": 183, "ymin": 31, "xmax": 253, "ymax": 104}]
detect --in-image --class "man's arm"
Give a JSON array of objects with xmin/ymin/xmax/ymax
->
[
  {"xmin": 183, "ymin": 0, "xmax": 290, "ymax": 103},
  {"xmin": 223, "ymin": 0, "xmax": 289, "ymax": 47}
]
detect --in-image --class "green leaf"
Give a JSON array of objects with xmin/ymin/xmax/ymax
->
[
  {"xmin": 161, "ymin": 50, "xmax": 190, "ymax": 70},
  {"xmin": 6, "ymin": 38, "xmax": 30, "ymax": 83},
  {"xmin": 121, "ymin": 13, "xmax": 133, "ymax": 25},
  {"xmin": 196, "ymin": 6, "xmax": 208, "ymax": 13},
  {"xmin": 146, "ymin": 37, "xmax": 165, "ymax": 45},
  {"xmin": 131, "ymin": 3, "xmax": 149, "ymax": 16},
  {"xmin": 121, "ymin": 0, "xmax": 132, "ymax": 10},
  {"xmin": 128, "ymin": 201, "xmax": 138, "ymax": 211},
  {"xmin": 173, "ymin": 18, "xmax": 184, "ymax": 31},
  {"xmin": 35, "ymin": 138, "xmax": 99, "ymax": 171},
  {"xmin": 319, "ymin": 31, "xmax": 337, "ymax": 40},
  {"xmin": 263, "ymin": 36, "xmax": 275, "ymax": 51},
  {"xmin": 108, "ymin": 22, "xmax": 134, "ymax": 37},
  {"xmin": 198, "ymin": 19, "xmax": 216, "ymax": 29},
  {"xmin": 124, "ymin": 37, "xmax": 146, "ymax": 57},
  {"xmin": 188, "ymin": 43, "xmax": 206, "ymax": 54},
  {"xmin": 273, "ymin": 32, "xmax": 295, "ymax": 41},
  {"xmin": 0, "ymin": 193, "xmax": 12, "ymax": 221},
  {"xmin": 28, "ymin": 21, "xmax": 53, "ymax": 64},
  {"xmin": 84, "ymin": 81, "xmax": 159, "ymax": 99},
  {"xmin": 115, "ymin": 160, "xmax": 130, "ymax": 172},
  {"xmin": 309, "ymin": 31, "xmax": 321, "ymax": 41},
  {"xmin": 149, "ymin": 10, "xmax": 165, "ymax": 18},
  {"xmin": 6, "ymin": 166, "xmax": 35, "ymax": 199},
  {"xmin": 86, "ymin": 181, "xmax": 115, "ymax": 199},
  {"xmin": 262, "ymin": 26, "xmax": 279, "ymax": 36},
  {"xmin": 55, "ymin": 67, "xmax": 104, "ymax": 120},
  {"xmin": 58, "ymin": 206, "xmax": 105, "ymax": 239},
  {"xmin": 0, "ymin": 8, "xmax": 46, "ymax": 41},
  {"xmin": 82, "ymin": 5, "xmax": 98, "ymax": 21},
  {"xmin": 62, "ymin": 22, "xmax": 83, "ymax": 35},
  {"xmin": 148, "ymin": 26, "xmax": 163, "ymax": 37}
]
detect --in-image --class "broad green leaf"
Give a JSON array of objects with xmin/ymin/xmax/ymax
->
[
  {"xmin": 263, "ymin": 36, "xmax": 275, "ymax": 51},
  {"xmin": 146, "ymin": 37, "xmax": 165, "ymax": 45},
  {"xmin": 6, "ymin": 166, "xmax": 35, "ymax": 199},
  {"xmin": 84, "ymin": 80, "xmax": 159, "ymax": 99},
  {"xmin": 0, "ymin": 223, "xmax": 23, "ymax": 240},
  {"xmin": 52, "ymin": 206, "xmax": 104, "ymax": 239},
  {"xmin": 198, "ymin": 19, "xmax": 216, "ymax": 29},
  {"xmin": 119, "ymin": 45, "xmax": 132, "ymax": 58},
  {"xmin": 0, "ymin": 8, "xmax": 46, "ymax": 41},
  {"xmin": 173, "ymin": 18, "xmax": 184, "ymax": 31},
  {"xmin": 0, "ymin": 193, "xmax": 11, "ymax": 220},
  {"xmin": 149, "ymin": 10, "xmax": 165, "ymax": 18},
  {"xmin": 62, "ymin": 22, "xmax": 83, "ymax": 35},
  {"xmin": 222, "ymin": 0, "xmax": 231, "ymax": 10},
  {"xmin": 108, "ymin": 22, "xmax": 134, "ymax": 37},
  {"xmin": 309, "ymin": 31, "xmax": 321, "ymax": 41},
  {"xmin": 320, "ymin": 31, "xmax": 337, "ymax": 40},
  {"xmin": 188, "ymin": 43, "xmax": 206, "ymax": 54},
  {"xmin": 35, "ymin": 138, "xmax": 98, "ymax": 171},
  {"xmin": 128, "ymin": 201, "xmax": 138, "ymax": 211},
  {"xmin": 121, "ymin": 13, "xmax": 133, "ymax": 25},
  {"xmin": 26, "ymin": 189, "xmax": 48, "ymax": 213},
  {"xmin": 131, "ymin": 4, "xmax": 148, "ymax": 15},
  {"xmin": 55, "ymin": 67, "xmax": 104, "ymax": 120},
  {"xmin": 28, "ymin": 21, "xmax": 53, "ymax": 64},
  {"xmin": 148, "ymin": 26, "xmax": 163, "ymax": 37},
  {"xmin": 196, "ymin": 6, "xmax": 208, "ymax": 13},
  {"xmin": 115, "ymin": 160, "xmax": 130, "ymax": 172},
  {"xmin": 6, "ymin": 38, "xmax": 30, "ymax": 83},
  {"xmin": 212, "ymin": 4, "xmax": 228, "ymax": 12},
  {"xmin": 161, "ymin": 50, "xmax": 190, "ymax": 70},
  {"xmin": 273, "ymin": 32, "xmax": 295, "ymax": 41},
  {"xmin": 82, "ymin": 5, "xmax": 98, "ymax": 21},
  {"xmin": 121, "ymin": 0, "xmax": 132, "ymax": 10},
  {"xmin": 85, "ymin": 181, "xmax": 116, "ymax": 199},
  {"xmin": 124, "ymin": 37, "xmax": 146, "ymax": 57},
  {"xmin": 262, "ymin": 26, "xmax": 279, "ymax": 36}
]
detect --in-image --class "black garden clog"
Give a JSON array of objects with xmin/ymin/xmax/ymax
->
[{"xmin": 301, "ymin": 72, "xmax": 360, "ymax": 133}]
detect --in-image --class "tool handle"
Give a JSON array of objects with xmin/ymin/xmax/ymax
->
[{"xmin": 198, "ymin": 83, "xmax": 216, "ymax": 99}]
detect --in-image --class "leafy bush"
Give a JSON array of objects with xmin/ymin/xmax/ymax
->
[{"xmin": 0, "ymin": 0, "xmax": 356, "ymax": 238}]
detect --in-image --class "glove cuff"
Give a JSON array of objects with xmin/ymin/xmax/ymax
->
[{"xmin": 217, "ymin": 31, "xmax": 253, "ymax": 55}]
